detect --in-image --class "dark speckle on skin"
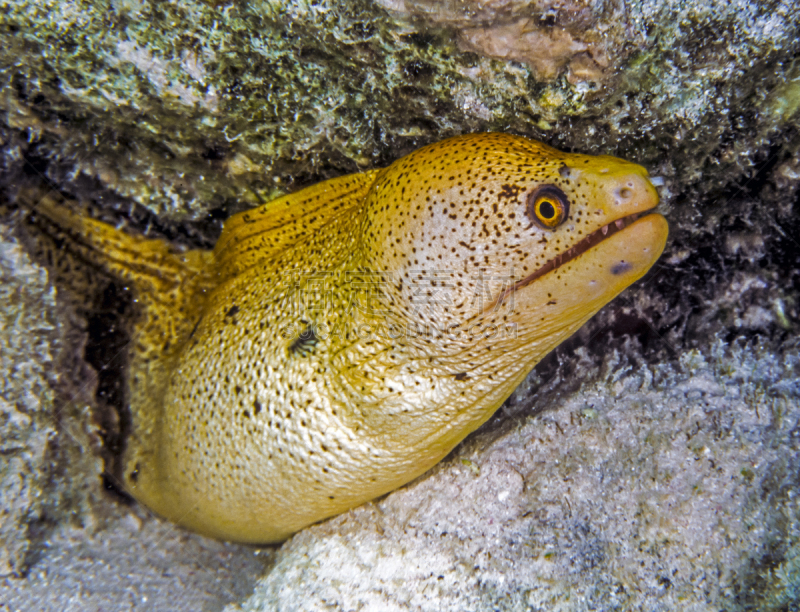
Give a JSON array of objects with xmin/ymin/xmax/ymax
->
[
  {"xmin": 226, "ymin": 305, "xmax": 240, "ymax": 318},
  {"xmin": 289, "ymin": 323, "xmax": 319, "ymax": 356},
  {"xmin": 187, "ymin": 317, "xmax": 201, "ymax": 340},
  {"xmin": 611, "ymin": 261, "xmax": 633, "ymax": 275},
  {"xmin": 498, "ymin": 184, "xmax": 523, "ymax": 200}
]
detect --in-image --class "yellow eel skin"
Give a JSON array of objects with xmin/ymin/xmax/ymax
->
[{"xmin": 25, "ymin": 133, "xmax": 668, "ymax": 543}]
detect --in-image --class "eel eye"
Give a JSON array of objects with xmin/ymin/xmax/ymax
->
[{"xmin": 527, "ymin": 185, "xmax": 569, "ymax": 229}]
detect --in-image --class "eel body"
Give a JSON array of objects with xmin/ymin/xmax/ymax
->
[{"xmin": 25, "ymin": 133, "xmax": 668, "ymax": 543}]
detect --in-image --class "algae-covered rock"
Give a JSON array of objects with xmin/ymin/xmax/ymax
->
[
  {"xmin": 0, "ymin": 0, "xmax": 797, "ymax": 224},
  {"xmin": 0, "ymin": 0, "xmax": 799, "ymax": 608}
]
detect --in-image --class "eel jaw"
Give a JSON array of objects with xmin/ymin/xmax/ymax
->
[{"xmin": 492, "ymin": 210, "xmax": 655, "ymax": 309}]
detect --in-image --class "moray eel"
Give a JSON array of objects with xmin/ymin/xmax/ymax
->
[{"xmin": 24, "ymin": 133, "xmax": 667, "ymax": 543}]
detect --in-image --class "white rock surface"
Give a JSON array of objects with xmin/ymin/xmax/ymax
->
[{"xmin": 229, "ymin": 345, "xmax": 800, "ymax": 611}]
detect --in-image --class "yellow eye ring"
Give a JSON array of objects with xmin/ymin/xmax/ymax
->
[{"xmin": 527, "ymin": 185, "xmax": 569, "ymax": 229}]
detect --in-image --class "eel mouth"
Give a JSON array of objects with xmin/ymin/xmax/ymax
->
[{"xmin": 493, "ymin": 210, "xmax": 653, "ymax": 307}]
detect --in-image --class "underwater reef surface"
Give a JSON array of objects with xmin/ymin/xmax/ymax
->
[
  {"xmin": 0, "ymin": 0, "xmax": 798, "ymax": 609},
  {"xmin": 0, "ymin": 0, "xmax": 798, "ymax": 222},
  {"xmin": 0, "ymin": 224, "xmax": 60, "ymax": 577},
  {"xmin": 233, "ymin": 343, "xmax": 800, "ymax": 611}
]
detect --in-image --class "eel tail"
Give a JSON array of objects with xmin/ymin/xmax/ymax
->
[
  {"xmin": 18, "ymin": 189, "xmax": 216, "ymax": 488},
  {"xmin": 19, "ymin": 190, "xmax": 213, "ymax": 319}
]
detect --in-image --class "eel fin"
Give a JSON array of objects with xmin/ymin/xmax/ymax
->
[
  {"xmin": 20, "ymin": 190, "xmax": 213, "ymax": 308},
  {"xmin": 213, "ymin": 169, "xmax": 379, "ymax": 282}
]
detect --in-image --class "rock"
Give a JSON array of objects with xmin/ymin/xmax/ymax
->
[
  {"xmin": 0, "ymin": 223, "xmax": 59, "ymax": 577},
  {"xmin": 0, "ymin": 505, "xmax": 273, "ymax": 612},
  {"xmin": 0, "ymin": 0, "xmax": 798, "ymax": 224},
  {"xmin": 229, "ymin": 341, "xmax": 800, "ymax": 611}
]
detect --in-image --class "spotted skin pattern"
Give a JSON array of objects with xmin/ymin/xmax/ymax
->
[{"xmin": 28, "ymin": 133, "xmax": 667, "ymax": 543}]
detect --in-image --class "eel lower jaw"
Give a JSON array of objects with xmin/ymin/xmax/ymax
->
[{"xmin": 492, "ymin": 210, "xmax": 655, "ymax": 308}]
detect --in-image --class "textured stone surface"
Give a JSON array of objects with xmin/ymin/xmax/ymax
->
[
  {"xmin": 0, "ymin": 0, "xmax": 798, "ymax": 224},
  {"xmin": 377, "ymin": 0, "xmax": 623, "ymax": 81},
  {"xmin": 0, "ymin": 223, "xmax": 60, "ymax": 577},
  {"xmin": 0, "ymin": 504, "xmax": 272, "ymax": 612},
  {"xmin": 227, "ymin": 341, "xmax": 800, "ymax": 611}
]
